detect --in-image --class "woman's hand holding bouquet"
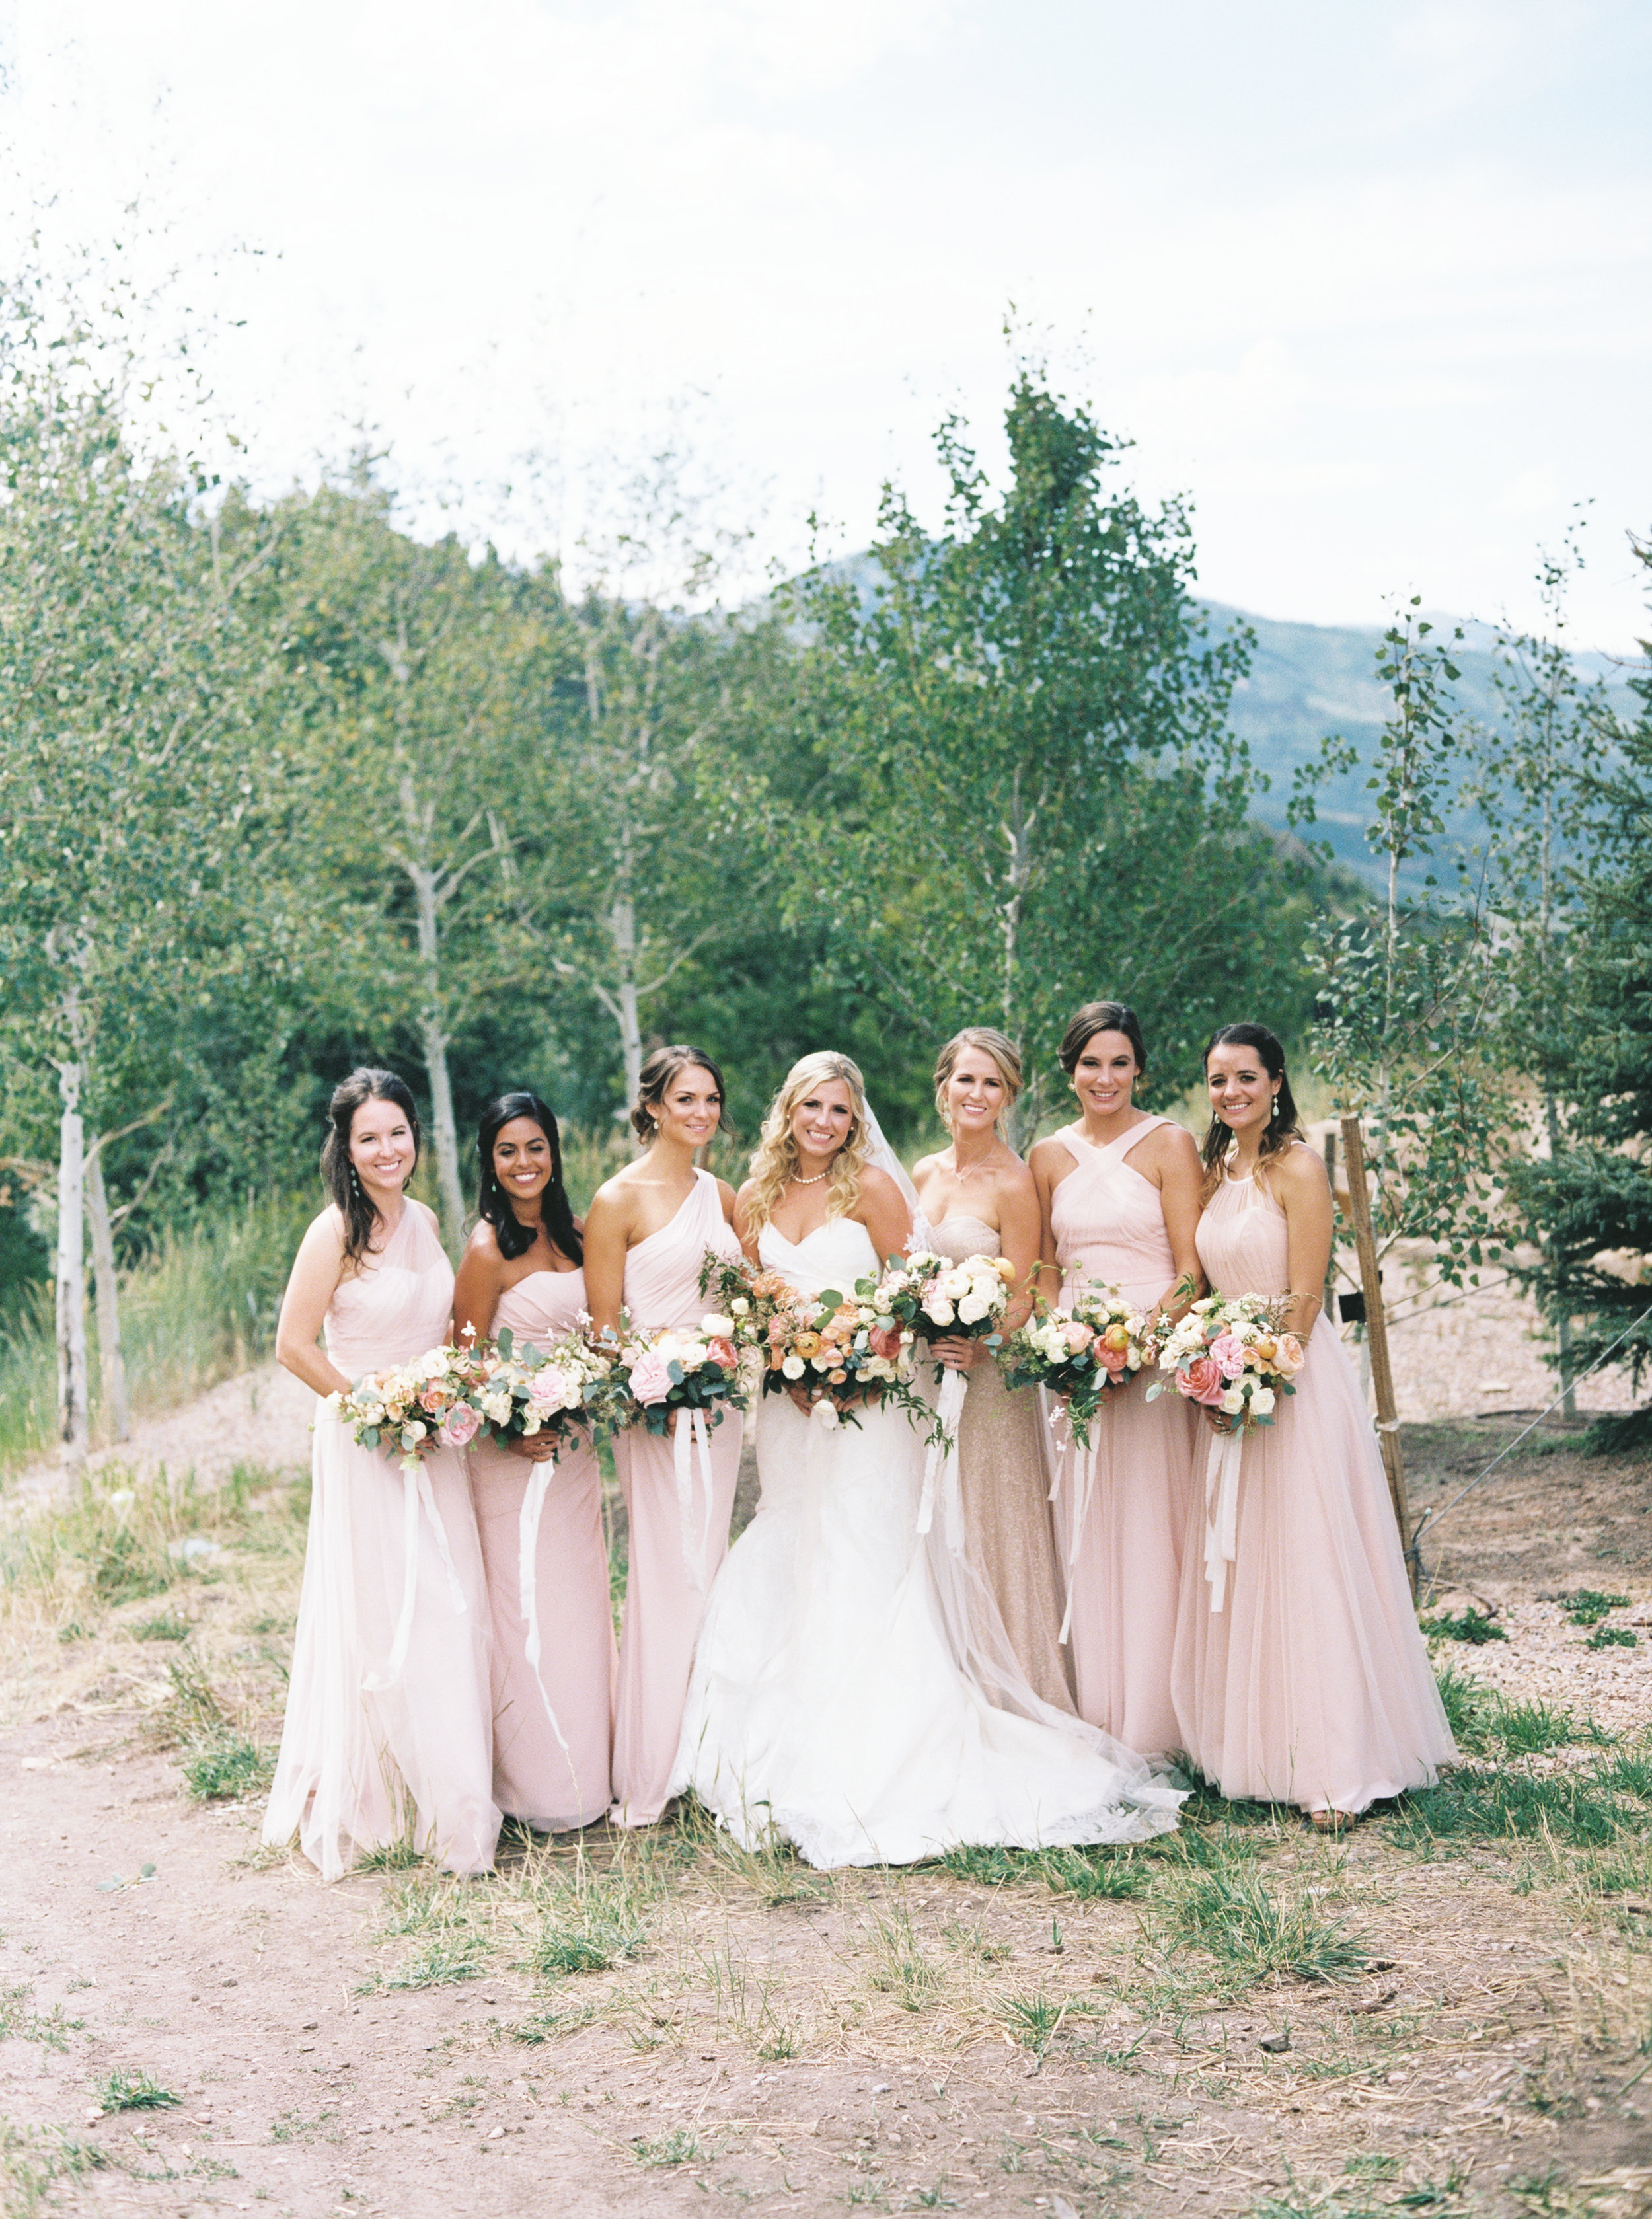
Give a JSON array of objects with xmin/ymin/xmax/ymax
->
[{"xmin": 998, "ymin": 1284, "xmax": 1152, "ymax": 1449}]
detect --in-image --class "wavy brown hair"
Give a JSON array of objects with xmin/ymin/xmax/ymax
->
[
  {"xmin": 1199, "ymin": 1023, "xmax": 1306, "ymax": 1198},
  {"xmin": 630, "ymin": 1044, "xmax": 733, "ymax": 1145},
  {"xmin": 320, "ymin": 1068, "xmax": 422, "ymax": 1267},
  {"xmin": 745, "ymin": 1052, "xmax": 873, "ymax": 1233}
]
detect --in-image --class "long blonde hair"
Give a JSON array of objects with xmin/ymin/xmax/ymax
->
[
  {"xmin": 932, "ymin": 1027, "xmax": 1023, "ymax": 1131},
  {"xmin": 745, "ymin": 1052, "xmax": 873, "ymax": 1232}
]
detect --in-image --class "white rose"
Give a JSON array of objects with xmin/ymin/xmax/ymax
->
[
  {"xmin": 730, "ymin": 1297, "xmax": 750, "ymax": 1316},
  {"xmin": 782, "ymin": 1355, "xmax": 806, "ymax": 1380},
  {"xmin": 1250, "ymin": 1385, "xmax": 1276, "ymax": 1417},
  {"xmin": 811, "ymin": 1398, "xmax": 841, "ymax": 1429},
  {"xmin": 1220, "ymin": 1387, "xmax": 1245, "ymax": 1415},
  {"xmin": 957, "ymin": 1293, "xmax": 991, "ymax": 1326},
  {"xmin": 921, "ymin": 1295, "xmax": 956, "ymax": 1328},
  {"xmin": 701, "ymin": 1312, "xmax": 735, "ymax": 1338},
  {"xmin": 941, "ymin": 1269, "xmax": 971, "ymax": 1301}
]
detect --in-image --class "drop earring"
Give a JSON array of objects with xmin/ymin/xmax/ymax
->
[{"xmin": 1271, "ymin": 1096, "xmax": 1279, "ymax": 1119}]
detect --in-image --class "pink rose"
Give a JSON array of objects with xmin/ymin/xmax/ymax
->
[
  {"xmin": 767, "ymin": 1318, "xmax": 790, "ymax": 1347},
  {"xmin": 706, "ymin": 1337, "xmax": 738, "ymax": 1373},
  {"xmin": 439, "ymin": 1402, "xmax": 480, "ymax": 1447},
  {"xmin": 868, "ymin": 1323, "xmax": 903, "ymax": 1361},
  {"xmin": 628, "ymin": 1349, "xmax": 674, "ymax": 1407},
  {"xmin": 1209, "ymin": 1331, "xmax": 1247, "ymax": 1380},
  {"xmin": 1274, "ymin": 1334, "xmax": 1306, "ymax": 1376},
  {"xmin": 1095, "ymin": 1341, "xmax": 1130, "ymax": 1373},
  {"xmin": 1178, "ymin": 1355, "xmax": 1228, "ymax": 1406},
  {"xmin": 1062, "ymin": 1320, "xmax": 1096, "ymax": 1353}
]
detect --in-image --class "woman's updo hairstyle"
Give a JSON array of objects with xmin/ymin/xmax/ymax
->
[
  {"xmin": 321, "ymin": 1067, "xmax": 421, "ymax": 1266},
  {"xmin": 1058, "ymin": 1000, "xmax": 1148, "ymax": 1078},
  {"xmin": 476, "ymin": 1091, "xmax": 583, "ymax": 1266},
  {"xmin": 1200, "ymin": 1022, "xmax": 1306, "ymax": 1191},
  {"xmin": 630, "ymin": 1043, "xmax": 733, "ymax": 1145},
  {"xmin": 933, "ymin": 1028, "xmax": 1023, "ymax": 1130}
]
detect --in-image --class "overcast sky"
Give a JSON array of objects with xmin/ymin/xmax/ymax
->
[{"xmin": 4, "ymin": 0, "xmax": 1649, "ymax": 644}]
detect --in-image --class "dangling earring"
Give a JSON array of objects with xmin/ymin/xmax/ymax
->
[
  {"xmin": 350, "ymin": 1165, "xmax": 362, "ymax": 1193},
  {"xmin": 1270, "ymin": 1096, "xmax": 1279, "ymax": 1120}
]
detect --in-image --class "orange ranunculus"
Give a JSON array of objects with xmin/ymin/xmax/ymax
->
[{"xmin": 794, "ymin": 1331, "xmax": 822, "ymax": 1360}]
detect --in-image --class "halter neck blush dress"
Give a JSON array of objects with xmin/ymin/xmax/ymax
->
[
  {"xmin": 264, "ymin": 1203, "xmax": 500, "ymax": 1879},
  {"xmin": 468, "ymin": 1264, "xmax": 616, "ymax": 1834},
  {"xmin": 610, "ymin": 1169, "xmax": 745, "ymax": 1827},
  {"xmin": 1170, "ymin": 1162, "xmax": 1455, "ymax": 1813},
  {"xmin": 1048, "ymin": 1119, "xmax": 1199, "ymax": 1758},
  {"xmin": 927, "ymin": 1215, "xmax": 1075, "ymax": 1715}
]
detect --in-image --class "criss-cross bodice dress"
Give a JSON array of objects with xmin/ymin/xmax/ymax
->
[
  {"xmin": 468, "ymin": 1264, "xmax": 615, "ymax": 1833},
  {"xmin": 1170, "ymin": 1168, "xmax": 1455, "ymax": 1812},
  {"xmin": 1047, "ymin": 1120, "xmax": 1198, "ymax": 1756},
  {"xmin": 671, "ymin": 1215, "xmax": 1182, "ymax": 1868},
  {"xmin": 264, "ymin": 1204, "xmax": 499, "ymax": 1878},
  {"xmin": 609, "ymin": 1170, "xmax": 745, "ymax": 1826}
]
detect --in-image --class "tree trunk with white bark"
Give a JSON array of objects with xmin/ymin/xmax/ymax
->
[
  {"xmin": 54, "ymin": 1063, "xmax": 89, "ymax": 1472},
  {"xmin": 85, "ymin": 1141, "xmax": 130, "ymax": 1442}
]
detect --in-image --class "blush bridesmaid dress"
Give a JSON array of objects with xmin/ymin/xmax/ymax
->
[
  {"xmin": 264, "ymin": 1204, "xmax": 500, "ymax": 1878},
  {"xmin": 1049, "ymin": 1119, "xmax": 1199, "ymax": 1758},
  {"xmin": 467, "ymin": 1265, "xmax": 616, "ymax": 1834},
  {"xmin": 609, "ymin": 1169, "xmax": 745, "ymax": 1826},
  {"xmin": 1170, "ymin": 1166, "xmax": 1455, "ymax": 1814}
]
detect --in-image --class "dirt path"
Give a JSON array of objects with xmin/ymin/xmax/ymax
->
[{"xmin": 2, "ymin": 1408, "xmax": 1651, "ymax": 2217}]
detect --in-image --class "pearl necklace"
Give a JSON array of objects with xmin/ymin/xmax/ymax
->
[{"xmin": 788, "ymin": 1168, "xmax": 831, "ymax": 1187}]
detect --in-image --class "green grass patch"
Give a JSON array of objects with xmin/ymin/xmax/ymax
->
[
  {"xmin": 0, "ymin": 2117, "xmax": 112, "ymax": 2218},
  {"xmin": 1587, "ymin": 1625, "xmax": 1637, "ymax": 1650},
  {"xmin": 632, "ymin": 2128, "xmax": 704, "ymax": 2167},
  {"xmin": 96, "ymin": 2068, "xmax": 181, "ymax": 2112},
  {"xmin": 1165, "ymin": 1865, "xmax": 1368, "ymax": 1984},
  {"xmin": 1390, "ymin": 1764, "xmax": 1635, "ymax": 1850},
  {"xmin": 368, "ymin": 1939, "xmax": 489, "ymax": 1992},
  {"xmin": 1556, "ymin": 1589, "xmax": 1630, "ymax": 1627},
  {"xmin": 130, "ymin": 1608, "xmax": 192, "ymax": 1641},
  {"xmin": 1421, "ymin": 1606, "xmax": 1505, "ymax": 1645},
  {"xmin": 527, "ymin": 1865, "xmax": 650, "ymax": 1979},
  {"xmin": 180, "ymin": 1735, "xmax": 274, "ymax": 1801}
]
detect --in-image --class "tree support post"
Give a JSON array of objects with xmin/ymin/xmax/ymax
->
[{"xmin": 1338, "ymin": 1113, "xmax": 1417, "ymax": 1597}]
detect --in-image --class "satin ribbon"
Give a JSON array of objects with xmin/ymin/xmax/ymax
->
[
  {"xmin": 365, "ymin": 1458, "xmax": 469, "ymax": 1691},
  {"xmin": 518, "ymin": 1460, "xmax": 572, "ymax": 1756},
  {"xmin": 915, "ymin": 1368, "xmax": 969, "ymax": 1550},
  {"xmin": 673, "ymin": 1407, "xmax": 718, "ymax": 1597},
  {"xmin": 1203, "ymin": 1426, "xmax": 1245, "ymax": 1614},
  {"xmin": 1056, "ymin": 1427, "xmax": 1098, "ymax": 1645}
]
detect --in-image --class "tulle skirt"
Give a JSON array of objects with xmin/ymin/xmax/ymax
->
[
  {"xmin": 1169, "ymin": 1329, "xmax": 1456, "ymax": 1813},
  {"xmin": 470, "ymin": 1435, "xmax": 615, "ymax": 1833},
  {"xmin": 264, "ymin": 1412, "xmax": 500, "ymax": 1878},
  {"xmin": 672, "ymin": 1394, "xmax": 1182, "ymax": 1869}
]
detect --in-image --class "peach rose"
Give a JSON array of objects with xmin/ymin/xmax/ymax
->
[
  {"xmin": 706, "ymin": 1337, "xmax": 738, "ymax": 1373},
  {"xmin": 1062, "ymin": 1320, "xmax": 1096, "ymax": 1353},
  {"xmin": 868, "ymin": 1322, "xmax": 903, "ymax": 1360},
  {"xmin": 1096, "ymin": 1341, "xmax": 1131, "ymax": 1373},
  {"xmin": 1274, "ymin": 1334, "xmax": 1306, "ymax": 1376},
  {"xmin": 1178, "ymin": 1354, "xmax": 1228, "ymax": 1406}
]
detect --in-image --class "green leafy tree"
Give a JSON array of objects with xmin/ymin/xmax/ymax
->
[
  {"xmin": 787, "ymin": 368, "xmax": 1273, "ymax": 1135},
  {"xmin": 1507, "ymin": 536, "xmax": 1652, "ymax": 1447}
]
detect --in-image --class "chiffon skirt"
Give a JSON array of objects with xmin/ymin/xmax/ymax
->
[
  {"xmin": 264, "ymin": 1413, "xmax": 500, "ymax": 1878},
  {"xmin": 1169, "ymin": 1330, "xmax": 1456, "ymax": 1813},
  {"xmin": 470, "ymin": 1435, "xmax": 616, "ymax": 1833},
  {"xmin": 1056, "ymin": 1382, "xmax": 1199, "ymax": 1759}
]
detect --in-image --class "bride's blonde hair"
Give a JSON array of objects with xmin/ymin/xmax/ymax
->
[{"xmin": 745, "ymin": 1051, "xmax": 873, "ymax": 1233}]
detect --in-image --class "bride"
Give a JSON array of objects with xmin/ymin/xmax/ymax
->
[{"xmin": 671, "ymin": 1051, "xmax": 1182, "ymax": 1869}]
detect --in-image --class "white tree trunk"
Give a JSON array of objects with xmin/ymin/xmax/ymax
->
[
  {"xmin": 85, "ymin": 1141, "xmax": 130, "ymax": 1441},
  {"xmin": 407, "ymin": 858, "xmax": 467, "ymax": 1252},
  {"xmin": 611, "ymin": 897, "xmax": 644, "ymax": 1113},
  {"xmin": 54, "ymin": 1066, "xmax": 89, "ymax": 1473}
]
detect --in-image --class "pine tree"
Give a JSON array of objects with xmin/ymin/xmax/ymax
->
[{"xmin": 1510, "ymin": 539, "xmax": 1652, "ymax": 1448}]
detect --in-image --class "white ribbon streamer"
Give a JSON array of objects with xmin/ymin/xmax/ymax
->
[
  {"xmin": 915, "ymin": 1367, "xmax": 969, "ymax": 1546},
  {"xmin": 1203, "ymin": 1427, "xmax": 1245, "ymax": 1614},
  {"xmin": 673, "ymin": 1407, "xmax": 718, "ymax": 1597},
  {"xmin": 518, "ymin": 1460, "xmax": 572, "ymax": 1757},
  {"xmin": 366, "ymin": 1460, "xmax": 469, "ymax": 1691},
  {"xmin": 1057, "ymin": 1431, "xmax": 1098, "ymax": 1645}
]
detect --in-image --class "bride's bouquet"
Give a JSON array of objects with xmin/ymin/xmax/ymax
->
[
  {"xmin": 1147, "ymin": 1293, "xmax": 1304, "ymax": 1430},
  {"xmin": 998, "ymin": 1284, "xmax": 1154, "ymax": 1450},
  {"xmin": 610, "ymin": 1318, "xmax": 748, "ymax": 1438},
  {"xmin": 868, "ymin": 1249, "xmax": 1014, "ymax": 1370},
  {"xmin": 472, "ymin": 1324, "xmax": 617, "ymax": 1460},
  {"xmin": 328, "ymin": 1344, "xmax": 488, "ymax": 1474}
]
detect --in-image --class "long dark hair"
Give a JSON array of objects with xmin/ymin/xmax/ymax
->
[
  {"xmin": 630, "ymin": 1044, "xmax": 734, "ymax": 1145},
  {"xmin": 1059, "ymin": 1000, "xmax": 1148, "ymax": 1078},
  {"xmin": 1199, "ymin": 1023, "xmax": 1305, "ymax": 1193},
  {"xmin": 476, "ymin": 1092, "xmax": 582, "ymax": 1266},
  {"xmin": 321, "ymin": 1068, "xmax": 422, "ymax": 1266}
]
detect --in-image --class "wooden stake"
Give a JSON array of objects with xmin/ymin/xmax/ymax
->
[
  {"xmin": 1321, "ymin": 1128, "xmax": 1338, "ymax": 1326},
  {"xmin": 1338, "ymin": 1113, "xmax": 1417, "ymax": 1596}
]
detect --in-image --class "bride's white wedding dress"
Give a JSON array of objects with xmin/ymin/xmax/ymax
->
[{"xmin": 670, "ymin": 1217, "xmax": 1182, "ymax": 1868}]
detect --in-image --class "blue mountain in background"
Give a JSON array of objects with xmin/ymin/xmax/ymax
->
[{"xmin": 1212, "ymin": 603, "xmax": 1641, "ymax": 887}]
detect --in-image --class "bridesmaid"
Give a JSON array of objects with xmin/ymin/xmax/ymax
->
[
  {"xmin": 453, "ymin": 1092, "xmax": 615, "ymax": 1836},
  {"xmin": 913, "ymin": 1028, "xmax": 1076, "ymax": 1715},
  {"xmin": 265, "ymin": 1069, "xmax": 499, "ymax": 1879},
  {"xmin": 1170, "ymin": 1024, "xmax": 1455, "ymax": 1826},
  {"xmin": 1030, "ymin": 1002, "xmax": 1203, "ymax": 1758},
  {"xmin": 583, "ymin": 1044, "xmax": 744, "ymax": 1828}
]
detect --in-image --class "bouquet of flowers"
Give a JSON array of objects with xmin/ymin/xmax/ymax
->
[
  {"xmin": 757, "ymin": 1276, "xmax": 924, "ymax": 1430},
  {"xmin": 1146, "ymin": 1293, "xmax": 1304, "ymax": 1429},
  {"xmin": 868, "ymin": 1248, "xmax": 1015, "ymax": 1367},
  {"xmin": 611, "ymin": 1318, "xmax": 747, "ymax": 1437},
  {"xmin": 698, "ymin": 1250, "xmax": 795, "ymax": 1355},
  {"xmin": 998, "ymin": 1283, "xmax": 1154, "ymax": 1450},
  {"xmin": 472, "ymin": 1324, "xmax": 616, "ymax": 1460},
  {"xmin": 328, "ymin": 1343, "xmax": 488, "ymax": 1474}
]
